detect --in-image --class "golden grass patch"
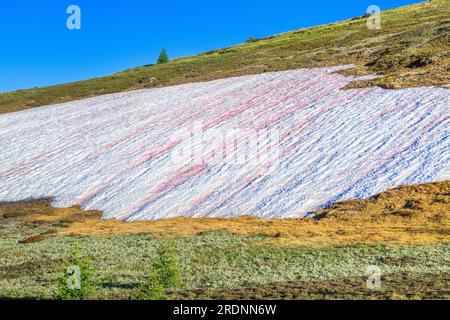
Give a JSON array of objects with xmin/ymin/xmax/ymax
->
[{"xmin": 1, "ymin": 181, "xmax": 448, "ymax": 248}]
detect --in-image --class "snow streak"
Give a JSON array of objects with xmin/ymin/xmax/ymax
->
[{"xmin": 0, "ymin": 66, "xmax": 449, "ymax": 220}]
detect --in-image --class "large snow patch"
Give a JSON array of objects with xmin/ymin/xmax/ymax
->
[{"xmin": 0, "ymin": 66, "xmax": 449, "ymax": 220}]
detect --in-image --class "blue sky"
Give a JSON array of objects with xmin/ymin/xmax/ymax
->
[{"xmin": 0, "ymin": 0, "xmax": 421, "ymax": 92}]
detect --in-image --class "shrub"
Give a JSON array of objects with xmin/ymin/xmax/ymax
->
[
  {"xmin": 246, "ymin": 36, "xmax": 257, "ymax": 43},
  {"xmin": 53, "ymin": 245, "xmax": 99, "ymax": 300},
  {"xmin": 3, "ymin": 211, "xmax": 27, "ymax": 219},
  {"xmin": 406, "ymin": 53, "xmax": 436, "ymax": 68},
  {"xmin": 157, "ymin": 48, "xmax": 169, "ymax": 64},
  {"xmin": 131, "ymin": 241, "xmax": 182, "ymax": 300}
]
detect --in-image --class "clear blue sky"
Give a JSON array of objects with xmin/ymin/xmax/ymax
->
[{"xmin": 0, "ymin": 0, "xmax": 421, "ymax": 92}]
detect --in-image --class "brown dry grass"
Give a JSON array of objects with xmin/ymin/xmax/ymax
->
[{"xmin": 1, "ymin": 181, "xmax": 448, "ymax": 248}]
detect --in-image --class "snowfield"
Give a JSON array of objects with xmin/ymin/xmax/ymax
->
[{"xmin": 0, "ymin": 66, "xmax": 449, "ymax": 220}]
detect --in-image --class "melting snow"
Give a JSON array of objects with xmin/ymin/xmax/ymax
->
[{"xmin": 0, "ymin": 66, "xmax": 449, "ymax": 220}]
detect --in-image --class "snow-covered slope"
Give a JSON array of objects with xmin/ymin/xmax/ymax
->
[{"xmin": 0, "ymin": 66, "xmax": 449, "ymax": 220}]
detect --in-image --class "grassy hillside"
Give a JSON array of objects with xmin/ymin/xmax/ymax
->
[{"xmin": 0, "ymin": 0, "xmax": 448, "ymax": 115}]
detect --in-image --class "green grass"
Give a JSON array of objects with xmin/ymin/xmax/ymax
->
[
  {"xmin": 0, "ymin": 216, "xmax": 448, "ymax": 300},
  {"xmin": 0, "ymin": 0, "xmax": 448, "ymax": 114},
  {"xmin": 174, "ymin": 273, "xmax": 450, "ymax": 300}
]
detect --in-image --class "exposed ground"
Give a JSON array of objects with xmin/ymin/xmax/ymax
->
[
  {"xmin": 0, "ymin": 0, "xmax": 448, "ymax": 114},
  {"xmin": 0, "ymin": 181, "xmax": 448, "ymax": 299}
]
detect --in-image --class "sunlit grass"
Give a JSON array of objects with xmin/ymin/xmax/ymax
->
[{"xmin": 0, "ymin": 0, "xmax": 448, "ymax": 114}]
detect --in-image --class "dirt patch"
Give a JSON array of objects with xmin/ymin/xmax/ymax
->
[
  {"xmin": 2, "ymin": 211, "xmax": 28, "ymax": 219},
  {"xmin": 19, "ymin": 235, "xmax": 46, "ymax": 244}
]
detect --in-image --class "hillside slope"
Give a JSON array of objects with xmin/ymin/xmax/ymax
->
[
  {"xmin": 0, "ymin": 66, "xmax": 448, "ymax": 220},
  {"xmin": 0, "ymin": 0, "xmax": 448, "ymax": 114}
]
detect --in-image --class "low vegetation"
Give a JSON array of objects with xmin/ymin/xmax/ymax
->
[
  {"xmin": 174, "ymin": 273, "xmax": 450, "ymax": 300},
  {"xmin": 0, "ymin": 181, "xmax": 448, "ymax": 299},
  {"xmin": 0, "ymin": 229, "xmax": 448, "ymax": 299},
  {"xmin": 2, "ymin": 211, "xmax": 27, "ymax": 219},
  {"xmin": 0, "ymin": 0, "xmax": 448, "ymax": 114},
  {"xmin": 53, "ymin": 246, "xmax": 100, "ymax": 300},
  {"xmin": 131, "ymin": 242, "xmax": 182, "ymax": 300},
  {"xmin": 0, "ymin": 181, "xmax": 447, "ymax": 247}
]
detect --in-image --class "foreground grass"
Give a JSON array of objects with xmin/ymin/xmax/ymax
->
[
  {"xmin": 174, "ymin": 273, "xmax": 450, "ymax": 300},
  {"xmin": 0, "ymin": 226, "xmax": 448, "ymax": 299},
  {"xmin": 0, "ymin": 180, "xmax": 448, "ymax": 300},
  {"xmin": 0, "ymin": 0, "xmax": 448, "ymax": 114}
]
